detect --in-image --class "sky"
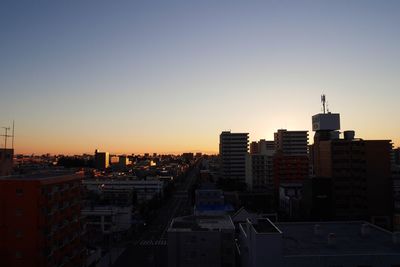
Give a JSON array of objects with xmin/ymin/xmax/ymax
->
[{"xmin": 0, "ymin": 0, "xmax": 399, "ymax": 155}]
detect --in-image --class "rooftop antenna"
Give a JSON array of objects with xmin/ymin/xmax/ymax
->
[
  {"xmin": 1, "ymin": 126, "xmax": 11, "ymax": 149},
  {"xmin": 12, "ymin": 120, "xmax": 15, "ymax": 149},
  {"xmin": 321, "ymin": 94, "xmax": 326, "ymax": 114},
  {"xmin": 1, "ymin": 121, "xmax": 15, "ymax": 150}
]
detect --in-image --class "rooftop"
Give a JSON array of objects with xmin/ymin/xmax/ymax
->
[
  {"xmin": 169, "ymin": 215, "xmax": 234, "ymax": 232},
  {"xmin": 276, "ymin": 221, "xmax": 400, "ymax": 256},
  {"xmin": 252, "ymin": 219, "xmax": 281, "ymax": 234},
  {"xmin": 0, "ymin": 170, "xmax": 81, "ymax": 181},
  {"xmin": 195, "ymin": 204, "xmax": 234, "ymax": 212}
]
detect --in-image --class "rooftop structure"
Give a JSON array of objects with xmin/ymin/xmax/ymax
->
[
  {"xmin": 169, "ymin": 215, "xmax": 234, "ymax": 232},
  {"xmin": 277, "ymin": 221, "xmax": 400, "ymax": 256},
  {"xmin": 168, "ymin": 215, "xmax": 235, "ymax": 267},
  {"xmin": 239, "ymin": 218, "xmax": 400, "ymax": 267}
]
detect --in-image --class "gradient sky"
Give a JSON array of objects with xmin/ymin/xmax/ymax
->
[{"xmin": 1, "ymin": 0, "xmax": 399, "ymax": 155}]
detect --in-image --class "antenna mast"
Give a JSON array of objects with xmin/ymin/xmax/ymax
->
[
  {"xmin": 321, "ymin": 94, "xmax": 326, "ymax": 114},
  {"xmin": 1, "ymin": 121, "xmax": 15, "ymax": 150},
  {"xmin": 12, "ymin": 120, "xmax": 15, "ymax": 149},
  {"xmin": 1, "ymin": 127, "xmax": 11, "ymax": 149}
]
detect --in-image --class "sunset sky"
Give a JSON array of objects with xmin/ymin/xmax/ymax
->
[{"xmin": 0, "ymin": 0, "xmax": 399, "ymax": 155}]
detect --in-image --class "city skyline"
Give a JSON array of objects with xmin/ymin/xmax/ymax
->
[{"xmin": 1, "ymin": 1, "xmax": 400, "ymax": 154}]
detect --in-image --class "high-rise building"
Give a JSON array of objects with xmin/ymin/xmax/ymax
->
[
  {"xmin": 274, "ymin": 129, "xmax": 309, "ymax": 156},
  {"xmin": 314, "ymin": 138, "xmax": 393, "ymax": 225},
  {"xmin": 0, "ymin": 148, "xmax": 13, "ymax": 176},
  {"xmin": 394, "ymin": 147, "xmax": 400, "ymax": 166},
  {"xmin": 273, "ymin": 130, "xmax": 309, "ymax": 190},
  {"xmin": 250, "ymin": 141, "xmax": 259, "ymax": 154},
  {"xmin": 94, "ymin": 149, "xmax": 109, "ymax": 170},
  {"xmin": 219, "ymin": 131, "xmax": 249, "ymax": 183},
  {"xmin": 0, "ymin": 172, "xmax": 86, "ymax": 267},
  {"xmin": 248, "ymin": 139, "xmax": 275, "ymax": 191},
  {"xmin": 310, "ymin": 96, "xmax": 393, "ymax": 226}
]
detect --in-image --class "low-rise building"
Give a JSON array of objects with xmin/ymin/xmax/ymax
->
[
  {"xmin": 278, "ymin": 182, "xmax": 302, "ymax": 219},
  {"xmin": 0, "ymin": 148, "xmax": 13, "ymax": 176},
  {"xmin": 82, "ymin": 206, "xmax": 132, "ymax": 234},
  {"xmin": 83, "ymin": 177, "xmax": 165, "ymax": 203},
  {"xmin": 239, "ymin": 218, "xmax": 400, "ymax": 267},
  {"xmin": 168, "ymin": 215, "xmax": 235, "ymax": 267}
]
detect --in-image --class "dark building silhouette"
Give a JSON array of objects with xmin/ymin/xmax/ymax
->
[
  {"xmin": 310, "ymin": 96, "xmax": 393, "ymax": 227},
  {"xmin": 0, "ymin": 148, "xmax": 13, "ymax": 176},
  {"xmin": 219, "ymin": 131, "xmax": 249, "ymax": 183},
  {"xmin": 273, "ymin": 130, "xmax": 309, "ymax": 190},
  {"xmin": 0, "ymin": 172, "xmax": 86, "ymax": 267},
  {"xmin": 314, "ymin": 138, "xmax": 393, "ymax": 225},
  {"xmin": 250, "ymin": 141, "xmax": 259, "ymax": 154},
  {"xmin": 302, "ymin": 176, "xmax": 334, "ymax": 220},
  {"xmin": 394, "ymin": 147, "xmax": 400, "ymax": 166},
  {"xmin": 94, "ymin": 149, "xmax": 109, "ymax": 170}
]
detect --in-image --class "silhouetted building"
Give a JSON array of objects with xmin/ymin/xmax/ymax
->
[
  {"xmin": 314, "ymin": 138, "xmax": 393, "ymax": 226},
  {"xmin": 250, "ymin": 141, "xmax": 259, "ymax": 154},
  {"xmin": 239, "ymin": 218, "xmax": 400, "ymax": 267},
  {"xmin": 194, "ymin": 189, "xmax": 233, "ymax": 215},
  {"xmin": 219, "ymin": 131, "xmax": 250, "ymax": 183},
  {"xmin": 83, "ymin": 176, "xmax": 165, "ymax": 203},
  {"xmin": 168, "ymin": 215, "xmax": 235, "ymax": 267},
  {"xmin": 392, "ymin": 165, "xmax": 400, "ymax": 230},
  {"xmin": 279, "ymin": 182, "xmax": 302, "ymax": 219},
  {"xmin": 394, "ymin": 147, "xmax": 400, "ymax": 166},
  {"xmin": 301, "ymin": 176, "xmax": 334, "ymax": 220},
  {"xmin": 182, "ymin": 152, "xmax": 194, "ymax": 161},
  {"xmin": 0, "ymin": 148, "xmax": 13, "ymax": 176},
  {"xmin": 274, "ymin": 129, "xmax": 308, "ymax": 156},
  {"xmin": 273, "ymin": 130, "xmax": 309, "ymax": 192},
  {"xmin": 94, "ymin": 149, "xmax": 109, "ymax": 170},
  {"xmin": 0, "ymin": 172, "xmax": 86, "ymax": 267},
  {"xmin": 82, "ymin": 206, "xmax": 132, "ymax": 235},
  {"xmin": 309, "ymin": 97, "xmax": 393, "ymax": 227},
  {"xmin": 248, "ymin": 140, "xmax": 275, "ymax": 191},
  {"xmin": 118, "ymin": 155, "xmax": 130, "ymax": 167},
  {"xmin": 273, "ymin": 155, "xmax": 309, "ymax": 189}
]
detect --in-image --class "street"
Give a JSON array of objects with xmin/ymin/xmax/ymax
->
[{"xmin": 111, "ymin": 161, "xmax": 200, "ymax": 267}]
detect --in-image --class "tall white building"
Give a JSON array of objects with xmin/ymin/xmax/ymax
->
[{"xmin": 219, "ymin": 131, "xmax": 250, "ymax": 183}]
